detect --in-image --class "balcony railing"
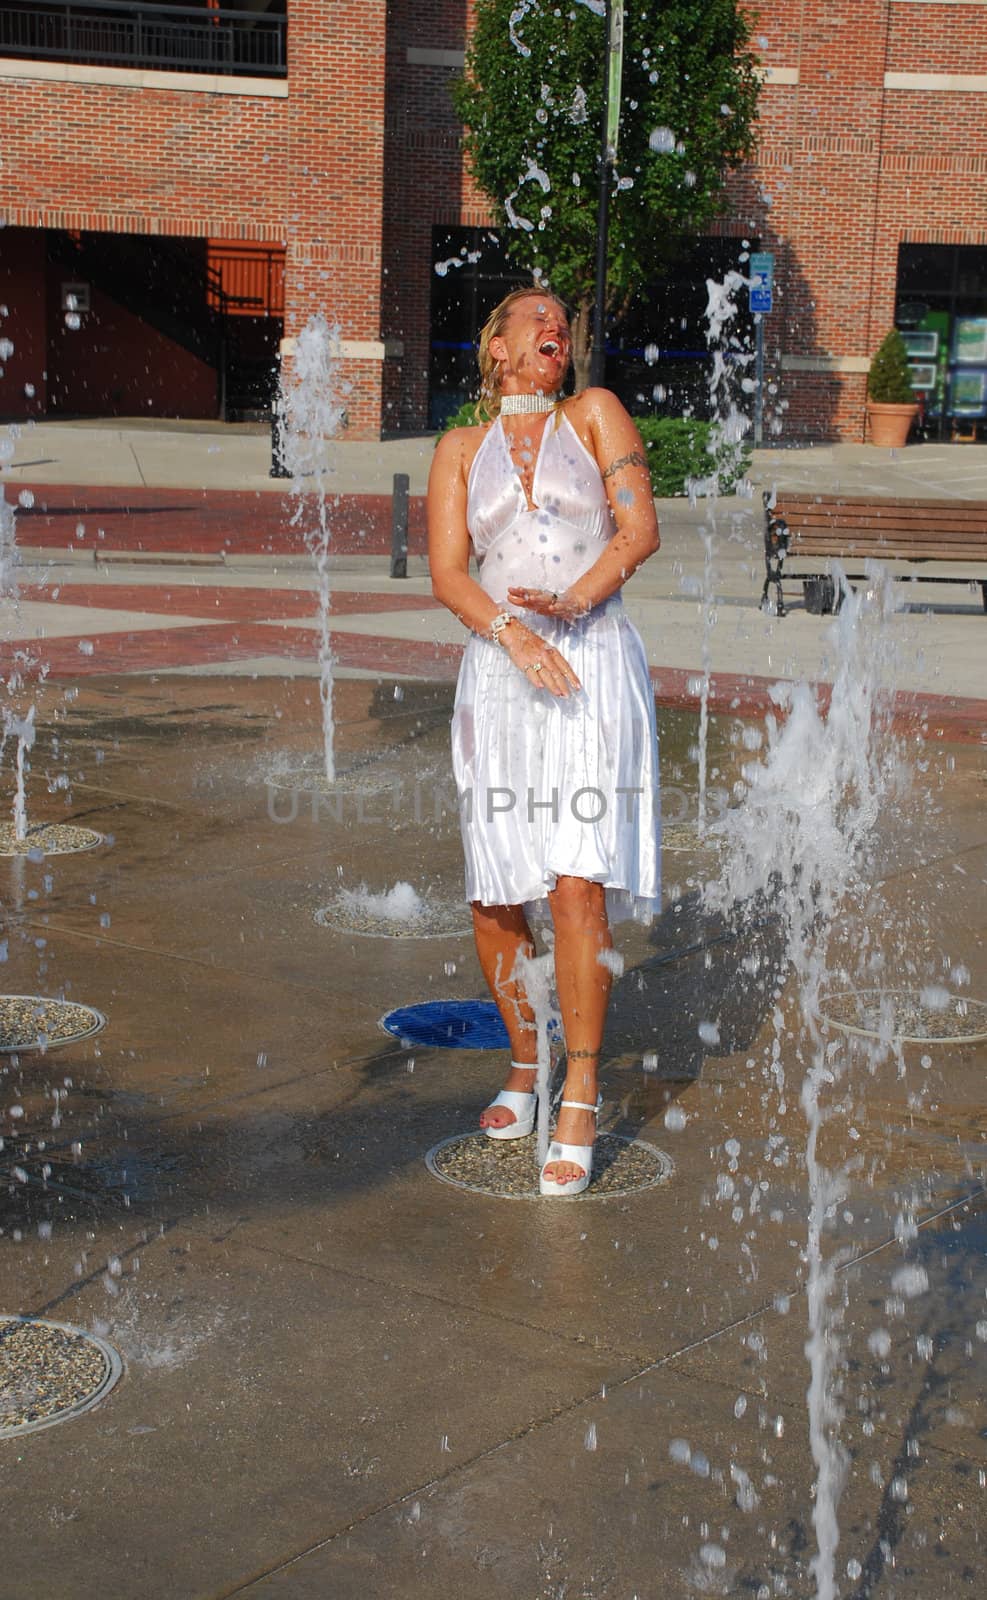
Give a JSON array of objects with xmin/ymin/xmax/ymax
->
[{"xmin": 0, "ymin": 1, "xmax": 287, "ymax": 79}]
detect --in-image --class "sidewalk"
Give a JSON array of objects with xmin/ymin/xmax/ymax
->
[
  {"xmin": 3, "ymin": 417, "xmax": 436, "ymax": 496},
  {"xmin": 7, "ymin": 416, "xmax": 987, "ymax": 499}
]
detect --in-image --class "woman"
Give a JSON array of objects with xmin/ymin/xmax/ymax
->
[{"xmin": 428, "ymin": 287, "xmax": 661, "ymax": 1197}]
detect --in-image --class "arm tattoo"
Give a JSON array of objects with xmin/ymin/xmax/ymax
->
[{"xmin": 602, "ymin": 450, "xmax": 647, "ymax": 481}]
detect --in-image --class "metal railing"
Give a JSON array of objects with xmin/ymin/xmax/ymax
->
[{"xmin": 0, "ymin": 1, "xmax": 286, "ymax": 79}]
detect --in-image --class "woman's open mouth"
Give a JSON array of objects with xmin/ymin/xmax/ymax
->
[{"xmin": 539, "ymin": 339, "xmax": 562, "ymax": 359}]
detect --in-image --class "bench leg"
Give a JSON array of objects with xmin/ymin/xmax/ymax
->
[
  {"xmin": 982, "ymin": 582, "xmax": 987, "ymax": 615},
  {"xmin": 761, "ymin": 573, "xmax": 786, "ymax": 617}
]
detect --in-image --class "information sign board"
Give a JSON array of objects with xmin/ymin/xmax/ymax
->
[{"xmin": 749, "ymin": 251, "xmax": 774, "ymax": 315}]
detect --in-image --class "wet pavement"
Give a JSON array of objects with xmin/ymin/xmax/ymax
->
[
  {"xmin": 0, "ymin": 671, "xmax": 984, "ymax": 1598},
  {"xmin": 2, "ymin": 419, "xmax": 986, "ymax": 1595}
]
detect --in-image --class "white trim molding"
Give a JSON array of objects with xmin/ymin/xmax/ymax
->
[
  {"xmin": 341, "ymin": 339, "xmax": 405, "ymax": 361},
  {"xmin": 885, "ymin": 71, "xmax": 987, "ymax": 92},
  {"xmin": 0, "ymin": 56, "xmax": 287, "ymax": 96},
  {"xmin": 281, "ymin": 338, "xmax": 404, "ymax": 362},
  {"xmin": 782, "ymin": 355, "xmax": 871, "ymax": 374},
  {"xmin": 406, "ymin": 48, "xmax": 465, "ymax": 68}
]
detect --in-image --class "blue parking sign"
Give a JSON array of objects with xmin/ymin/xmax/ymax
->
[{"xmin": 749, "ymin": 251, "xmax": 774, "ymax": 314}]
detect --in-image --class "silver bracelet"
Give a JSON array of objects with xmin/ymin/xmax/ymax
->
[{"xmin": 488, "ymin": 611, "xmax": 514, "ymax": 645}]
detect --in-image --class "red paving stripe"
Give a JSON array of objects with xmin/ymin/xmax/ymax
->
[
  {"xmin": 0, "ymin": 623, "xmax": 463, "ymax": 679},
  {"xmin": 1, "ymin": 621, "xmax": 980, "ymax": 742},
  {"xmin": 332, "ymin": 632, "xmax": 463, "ymax": 680},
  {"xmin": 0, "ymin": 623, "xmax": 272, "ymax": 677},
  {"xmin": 15, "ymin": 583, "xmax": 440, "ymax": 621},
  {"xmin": 12, "ymin": 485, "xmax": 427, "ymax": 557},
  {"xmin": 650, "ymin": 664, "xmax": 987, "ymax": 745}
]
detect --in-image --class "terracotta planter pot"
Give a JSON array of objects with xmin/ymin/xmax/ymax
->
[{"xmin": 866, "ymin": 401, "xmax": 918, "ymax": 448}]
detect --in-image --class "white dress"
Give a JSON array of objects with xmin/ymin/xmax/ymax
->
[{"xmin": 451, "ymin": 412, "xmax": 661, "ymax": 922}]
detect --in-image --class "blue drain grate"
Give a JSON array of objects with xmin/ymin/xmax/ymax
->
[{"xmin": 381, "ymin": 1000, "xmax": 510, "ymax": 1050}]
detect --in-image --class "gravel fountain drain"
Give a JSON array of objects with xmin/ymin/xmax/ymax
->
[
  {"xmin": 0, "ymin": 1317, "xmax": 122, "ymax": 1438},
  {"xmin": 266, "ymin": 766, "xmax": 395, "ymax": 799},
  {"xmin": 315, "ymin": 897, "xmax": 470, "ymax": 939},
  {"xmin": 426, "ymin": 1130, "xmax": 673, "ymax": 1201},
  {"xmin": 819, "ymin": 988, "xmax": 987, "ymax": 1045},
  {"xmin": 0, "ymin": 823, "xmax": 103, "ymax": 856},
  {"xmin": 661, "ymin": 821, "xmax": 724, "ymax": 853},
  {"xmin": 0, "ymin": 996, "xmax": 106, "ymax": 1053}
]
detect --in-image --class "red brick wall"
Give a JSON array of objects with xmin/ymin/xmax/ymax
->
[
  {"xmin": 381, "ymin": 3, "xmax": 471, "ymax": 430},
  {"xmin": 4, "ymin": 1, "xmax": 987, "ymax": 441},
  {"xmin": 887, "ymin": 4, "xmax": 987, "ymax": 73},
  {"xmin": 0, "ymin": 57, "xmax": 289, "ymax": 420},
  {"xmin": 0, "ymin": 2, "xmax": 394, "ymax": 437},
  {"xmin": 0, "ymin": 82, "xmax": 288, "ymax": 242},
  {"xmin": 414, "ymin": 0, "xmax": 987, "ymax": 443},
  {"xmin": 283, "ymin": 1, "xmax": 389, "ymax": 436},
  {"xmin": 727, "ymin": 0, "xmax": 987, "ymax": 440}
]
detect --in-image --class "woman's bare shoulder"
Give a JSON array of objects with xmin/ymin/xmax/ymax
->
[
  {"xmin": 562, "ymin": 387, "xmax": 632, "ymax": 429},
  {"xmin": 558, "ymin": 389, "xmax": 635, "ymax": 467},
  {"xmin": 431, "ymin": 422, "xmax": 489, "ymax": 482}
]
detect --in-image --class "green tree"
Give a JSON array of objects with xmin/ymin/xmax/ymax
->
[{"xmin": 453, "ymin": 0, "xmax": 761, "ymax": 389}]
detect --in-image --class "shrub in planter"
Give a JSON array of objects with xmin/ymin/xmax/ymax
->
[
  {"xmin": 635, "ymin": 415, "xmax": 752, "ymax": 498},
  {"xmin": 866, "ymin": 329, "xmax": 915, "ymax": 404},
  {"xmin": 866, "ymin": 329, "xmax": 917, "ymax": 447}
]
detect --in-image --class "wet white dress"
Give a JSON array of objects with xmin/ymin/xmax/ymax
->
[{"xmin": 451, "ymin": 412, "xmax": 660, "ymax": 921}]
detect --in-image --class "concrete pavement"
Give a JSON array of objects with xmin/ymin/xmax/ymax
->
[
  {"xmin": 2, "ymin": 417, "xmax": 436, "ymax": 497},
  {"xmin": 7, "ymin": 415, "xmax": 987, "ymax": 499}
]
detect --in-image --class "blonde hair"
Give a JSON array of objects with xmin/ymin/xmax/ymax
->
[{"xmin": 475, "ymin": 286, "xmax": 570, "ymax": 423}]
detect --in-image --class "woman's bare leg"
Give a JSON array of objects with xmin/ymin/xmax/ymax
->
[
  {"xmin": 471, "ymin": 901, "xmax": 538, "ymax": 1130},
  {"xmin": 543, "ymin": 876, "xmax": 613, "ymax": 1184}
]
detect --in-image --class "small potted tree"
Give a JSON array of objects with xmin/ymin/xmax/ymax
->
[{"xmin": 866, "ymin": 329, "xmax": 918, "ymax": 447}]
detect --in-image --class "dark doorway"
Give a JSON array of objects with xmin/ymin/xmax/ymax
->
[
  {"xmin": 429, "ymin": 227, "xmax": 524, "ymax": 427},
  {"xmin": 896, "ymin": 243, "xmax": 987, "ymax": 443},
  {"xmin": 428, "ymin": 228, "xmax": 754, "ymax": 426}
]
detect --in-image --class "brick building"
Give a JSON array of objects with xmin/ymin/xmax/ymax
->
[
  {"xmin": 734, "ymin": 1, "xmax": 987, "ymax": 442},
  {"xmin": 0, "ymin": 1, "xmax": 985, "ymax": 442}
]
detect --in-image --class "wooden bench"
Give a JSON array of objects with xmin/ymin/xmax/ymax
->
[{"xmin": 761, "ymin": 493, "xmax": 987, "ymax": 616}]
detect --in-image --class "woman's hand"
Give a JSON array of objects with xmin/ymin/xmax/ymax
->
[
  {"xmin": 501, "ymin": 618, "xmax": 581, "ymax": 698},
  {"xmin": 507, "ymin": 585, "xmax": 590, "ymax": 624}
]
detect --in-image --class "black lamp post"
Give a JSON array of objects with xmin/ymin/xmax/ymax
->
[{"xmin": 589, "ymin": 2, "xmax": 624, "ymax": 388}]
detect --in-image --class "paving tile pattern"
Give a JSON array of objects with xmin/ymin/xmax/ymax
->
[{"xmin": 15, "ymin": 485, "xmax": 428, "ymax": 557}]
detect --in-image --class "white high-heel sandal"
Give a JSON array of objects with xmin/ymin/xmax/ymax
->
[
  {"xmin": 539, "ymin": 1095, "xmax": 601, "ymax": 1197},
  {"xmin": 482, "ymin": 1062, "xmax": 537, "ymax": 1140}
]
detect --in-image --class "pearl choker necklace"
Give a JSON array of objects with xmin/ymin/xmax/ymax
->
[{"xmin": 500, "ymin": 392, "xmax": 558, "ymax": 415}]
